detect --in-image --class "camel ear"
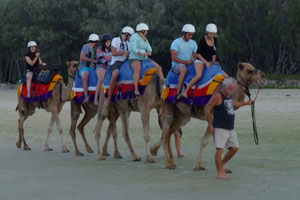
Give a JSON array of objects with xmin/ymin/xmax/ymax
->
[
  {"xmin": 238, "ymin": 63, "xmax": 245, "ymax": 70},
  {"xmin": 66, "ymin": 61, "xmax": 70, "ymax": 68}
]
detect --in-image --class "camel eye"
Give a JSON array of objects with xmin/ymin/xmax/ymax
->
[{"xmin": 246, "ymin": 70, "xmax": 254, "ymax": 74}]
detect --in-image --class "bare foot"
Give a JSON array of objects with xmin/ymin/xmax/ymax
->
[
  {"xmin": 83, "ymin": 95, "xmax": 89, "ymax": 103},
  {"xmin": 216, "ymin": 173, "xmax": 230, "ymax": 179},
  {"xmin": 178, "ymin": 154, "xmax": 184, "ymax": 158},
  {"xmin": 134, "ymin": 90, "xmax": 140, "ymax": 96},
  {"xmin": 27, "ymin": 93, "xmax": 31, "ymax": 98},
  {"xmin": 104, "ymin": 97, "xmax": 111, "ymax": 105},
  {"xmin": 176, "ymin": 93, "xmax": 187, "ymax": 100}
]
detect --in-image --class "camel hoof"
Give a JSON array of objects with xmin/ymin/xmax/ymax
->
[
  {"xmin": 132, "ymin": 157, "xmax": 141, "ymax": 162},
  {"xmin": 97, "ymin": 155, "xmax": 106, "ymax": 160},
  {"xmin": 86, "ymin": 149, "xmax": 94, "ymax": 153},
  {"xmin": 166, "ymin": 164, "xmax": 176, "ymax": 170},
  {"xmin": 16, "ymin": 141, "xmax": 21, "ymax": 148},
  {"xmin": 44, "ymin": 148, "xmax": 53, "ymax": 151},
  {"xmin": 150, "ymin": 147, "xmax": 158, "ymax": 156},
  {"xmin": 194, "ymin": 166, "xmax": 206, "ymax": 171},
  {"xmin": 24, "ymin": 146, "xmax": 31, "ymax": 151},
  {"xmin": 145, "ymin": 155, "xmax": 156, "ymax": 163},
  {"xmin": 76, "ymin": 151, "xmax": 84, "ymax": 156},
  {"xmin": 114, "ymin": 154, "xmax": 123, "ymax": 159},
  {"xmin": 224, "ymin": 168, "xmax": 232, "ymax": 174},
  {"xmin": 102, "ymin": 152, "xmax": 110, "ymax": 157}
]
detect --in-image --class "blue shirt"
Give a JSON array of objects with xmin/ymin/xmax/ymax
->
[
  {"xmin": 170, "ymin": 37, "xmax": 197, "ymax": 67},
  {"xmin": 129, "ymin": 33, "xmax": 152, "ymax": 60}
]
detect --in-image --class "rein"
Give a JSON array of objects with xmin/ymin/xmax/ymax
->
[{"xmin": 238, "ymin": 82, "xmax": 259, "ymax": 145}]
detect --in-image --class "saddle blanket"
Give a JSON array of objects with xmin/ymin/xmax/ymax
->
[
  {"xmin": 18, "ymin": 74, "xmax": 63, "ymax": 103},
  {"xmin": 162, "ymin": 64, "xmax": 225, "ymax": 106},
  {"xmin": 71, "ymin": 59, "xmax": 158, "ymax": 104}
]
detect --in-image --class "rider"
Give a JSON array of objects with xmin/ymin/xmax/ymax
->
[
  {"xmin": 105, "ymin": 26, "xmax": 134, "ymax": 105},
  {"xmin": 94, "ymin": 34, "xmax": 112, "ymax": 105},
  {"xmin": 79, "ymin": 33, "xmax": 99, "ymax": 103},
  {"xmin": 170, "ymin": 24, "xmax": 201, "ymax": 99},
  {"xmin": 196, "ymin": 23, "xmax": 228, "ymax": 78},
  {"xmin": 24, "ymin": 41, "xmax": 46, "ymax": 98},
  {"xmin": 129, "ymin": 23, "xmax": 164, "ymax": 96}
]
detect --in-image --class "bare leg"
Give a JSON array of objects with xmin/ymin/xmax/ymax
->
[
  {"xmin": 215, "ymin": 148, "xmax": 229, "ymax": 179},
  {"xmin": 131, "ymin": 60, "xmax": 141, "ymax": 95},
  {"xmin": 152, "ymin": 60, "xmax": 164, "ymax": 78},
  {"xmin": 26, "ymin": 72, "xmax": 33, "ymax": 97},
  {"xmin": 105, "ymin": 70, "xmax": 119, "ymax": 105},
  {"xmin": 222, "ymin": 147, "xmax": 239, "ymax": 167},
  {"xmin": 177, "ymin": 67, "xmax": 187, "ymax": 95},
  {"xmin": 182, "ymin": 62, "xmax": 204, "ymax": 98},
  {"xmin": 174, "ymin": 130, "xmax": 184, "ymax": 158},
  {"xmin": 94, "ymin": 68, "xmax": 106, "ymax": 105},
  {"xmin": 81, "ymin": 71, "xmax": 90, "ymax": 103}
]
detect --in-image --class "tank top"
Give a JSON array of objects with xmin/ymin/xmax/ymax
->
[
  {"xmin": 213, "ymin": 92, "xmax": 235, "ymax": 130},
  {"xmin": 25, "ymin": 52, "xmax": 39, "ymax": 71}
]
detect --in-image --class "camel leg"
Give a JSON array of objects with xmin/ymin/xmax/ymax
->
[
  {"xmin": 140, "ymin": 107, "xmax": 155, "ymax": 163},
  {"xmin": 44, "ymin": 115, "xmax": 55, "ymax": 151},
  {"xmin": 69, "ymin": 102, "xmax": 83, "ymax": 156},
  {"xmin": 51, "ymin": 109, "xmax": 69, "ymax": 153},
  {"xmin": 94, "ymin": 112, "xmax": 106, "ymax": 160},
  {"xmin": 77, "ymin": 110, "xmax": 95, "ymax": 153},
  {"xmin": 120, "ymin": 112, "xmax": 141, "ymax": 161},
  {"xmin": 17, "ymin": 113, "xmax": 31, "ymax": 150},
  {"xmin": 101, "ymin": 122, "xmax": 112, "ymax": 157},
  {"xmin": 111, "ymin": 121, "xmax": 122, "ymax": 159},
  {"xmin": 194, "ymin": 126, "xmax": 211, "ymax": 171}
]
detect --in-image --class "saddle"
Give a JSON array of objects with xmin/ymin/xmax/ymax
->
[{"xmin": 21, "ymin": 68, "xmax": 58, "ymax": 85}]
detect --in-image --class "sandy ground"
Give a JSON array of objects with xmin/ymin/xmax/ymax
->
[{"xmin": 0, "ymin": 89, "xmax": 299, "ymax": 200}]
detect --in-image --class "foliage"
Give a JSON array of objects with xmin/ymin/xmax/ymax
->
[{"xmin": 0, "ymin": 0, "xmax": 299, "ymax": 83}]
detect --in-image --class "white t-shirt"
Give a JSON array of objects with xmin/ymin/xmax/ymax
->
[{"xmin": 110, "ymin": 37, "xmax": 130, "ymax": 65}]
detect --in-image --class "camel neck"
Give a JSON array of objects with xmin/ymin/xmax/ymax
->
[{"xmin": 61, "ymin": 75, "xmax": 75, "ymax": 102}]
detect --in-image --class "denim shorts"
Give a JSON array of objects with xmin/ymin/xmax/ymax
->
[{"xmin": 79, "ymin": 67, "xmax": 93, "ymax": 77}]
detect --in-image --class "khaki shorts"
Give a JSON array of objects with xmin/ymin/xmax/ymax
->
[
  {"xmin": 214, "ymin": 128, "xmax": 239, "ymax": 149},
  {"xmin": 172, "ymin": 60, "xmax": 204, "ymax": 74}
]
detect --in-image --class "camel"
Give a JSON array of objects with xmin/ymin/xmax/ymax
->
[
  {"xmin": 16, "ymin": 61, "xmax": 79, "ymax": 152},
  {"xmin": 150, "ymin": 62, "xmax": 267, "ymax": 169},
  {"xmin": 69, "ymin": 93, "xmax": 123, "ymax": 158},
  {"xmin": 94, "ymin": 73, "xmax": 165, "ymax": 162}
]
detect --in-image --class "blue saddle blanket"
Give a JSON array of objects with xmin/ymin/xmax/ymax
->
[{"xmin": 165, "ymin": 64, "xmax": 225, "ymax": 87}]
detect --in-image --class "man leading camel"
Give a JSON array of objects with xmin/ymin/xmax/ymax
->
[{"xmin": 205, "ymin": 78, "xmax": 254, "ymax": 179}]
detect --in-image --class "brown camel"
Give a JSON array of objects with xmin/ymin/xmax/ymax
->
[
  {"xmin": 94, "ymin": 73, "xmax": 165, "ymax": 162},
  {"xmin": 69, "ymin": 94, "xmax": 122, "ymax": 158},
  {"xmin": 16, "ymin": 61, "xmax": 79, "ymax": 152},
  {"xmin": 150, "ymin": 63, "xmax": 267, "ymax": 169}
]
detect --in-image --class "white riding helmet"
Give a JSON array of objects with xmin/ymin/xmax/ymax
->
[
  {"xmin": 88, "ymin": 33, "xmax": 100, "ymax": 42},
  {"xmin": 182, "ymin": 24, "xmax": 196, "ymax": 33},
  {"xmin": 136, "ymin": 23, "xmax": 149, "ymax": 32},
  {"xmin": 27, "ymin": 41, "xmax": 37, "ymax": 48},
  {"xmin": 206, "ymin": 23, "xmax": 217, "ymax": 33},
  {"xmin": 122, "ymin": 26, "xmax": 134, "ymax": 35}
]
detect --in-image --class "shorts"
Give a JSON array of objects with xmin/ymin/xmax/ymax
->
[
  {"xmin": 79, "ymin": 67, "xmax": 93, "ymax": 77},
  {"xmin": 214, "ymin": 128, "xmax": 239, "ymax": 149},
  {"xmin": 110, "ymin": 61, "xmax": 124, "ymax": 73},
  {"xmin": 96, "ymin": 66, "xmax": 107, "ymax": 71},
  {"xmin": 172, "ymin": 63, "xmax": 187, "ymax": 74},
  {"xmin": 129, "ymin": 59, "xmax": 142, "ymax": 66}
]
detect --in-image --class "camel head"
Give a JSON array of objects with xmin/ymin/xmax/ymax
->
[
  {"xmin": 67, "ymin": 61, "xmax": 79, "ymax": 77},
  {"xmin": 236, "ymin": 62, "xmax": 266, "ymax": 86}
]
